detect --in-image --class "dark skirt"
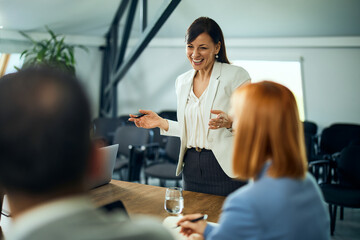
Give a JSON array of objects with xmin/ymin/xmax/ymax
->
[{"xmin": 182, "ymin": 148, "xmax": 247, "ymax": 196}]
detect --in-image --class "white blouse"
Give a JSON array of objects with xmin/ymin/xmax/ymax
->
[{"xmin": 184, "ymin": 85, "xmax": 211, "ymax": 149}]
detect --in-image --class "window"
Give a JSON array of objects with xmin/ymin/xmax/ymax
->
[
  {"xmin": 232, "ymin": 60, "xmax": 305, "ymax": 121},
  {"xmin": 0, "ymin": 53, "xmax": 24, "ymax": 77}
]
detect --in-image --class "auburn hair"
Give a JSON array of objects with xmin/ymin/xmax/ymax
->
[{"xmin": 231, "ymin": 81, "xmax": 307, "ymax": 180}]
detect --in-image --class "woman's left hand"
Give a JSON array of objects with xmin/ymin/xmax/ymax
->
[{"xmin": 208, "ymin": 110, "xmax": 232, "ymax": 129}]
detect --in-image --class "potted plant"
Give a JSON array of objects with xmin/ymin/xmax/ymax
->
[{"xmin": 19, "ymin": 26, "xmax": 87, "ymax": 74}]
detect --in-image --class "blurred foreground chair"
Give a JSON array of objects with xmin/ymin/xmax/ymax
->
[
  {"xmin": 144, "ymin": 136, "xmax": 182, "ymax": 187},
  {"xmin": 309, "ymin": 143, "xmax": 360, "ymax": 235},
  {"xmin": 112, "ymin": 125, "xmax": 151, "ymax": 182}
]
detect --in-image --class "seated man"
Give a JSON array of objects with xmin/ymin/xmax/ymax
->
[{"xmin": 0, "ymin": 66, "xmax": 173, "ymax": 240}]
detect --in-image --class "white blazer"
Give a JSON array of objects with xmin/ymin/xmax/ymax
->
[{"xmin": 161, "ymin": 61, "xmax": 250, "ymax": 177}]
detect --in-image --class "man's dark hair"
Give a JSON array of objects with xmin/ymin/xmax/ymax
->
[
  {"xmin": 186, "ymin": 17, "xmax": 230, "ymax": 64},
  {"xmin": 0, "ymin": 66, "xmax": 91, "ymax": 194}
]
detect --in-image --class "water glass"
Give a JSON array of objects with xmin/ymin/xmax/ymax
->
[{"xmin": 164, "ymin": 187, "xmax": 184, "ymax": 214}]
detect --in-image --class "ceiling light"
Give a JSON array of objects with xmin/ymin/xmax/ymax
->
[{"xmin": 0, "ymin": 26, "xmax": 3, "ymax": 29}]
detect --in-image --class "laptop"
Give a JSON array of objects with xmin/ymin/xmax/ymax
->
[{"xmin": 88, "ymin": 144, "xmax": 119, "ymax": 189}]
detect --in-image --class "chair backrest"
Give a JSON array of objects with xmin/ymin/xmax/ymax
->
[
  {"xmin": 303, "ymin": 121, "xmax": 318, "ymax": 161},
  {"xmin": 319, "ymin": 123, "xmax": 360, "ymax": 155},
  {"xmin": 337, "ymin": 144, "xmax": 360, "ymax": 187},
  {"xmin": 118, "ymin": 115, "xmax": 133, "ymax": 126},
  {"xmin": 159, "ymin": 110, "xmax": 177, "ymax": 121},
  {"xmin": 113, "ymin": 125, "xmax": 150, "ymax": 157},
  {"xmin": 151, "ymin": 128, "xmax": 168, "ymax": 149},
  {"xmin": 303, "ymin": 121, "xmax": 318, "ymax": 135},
  {"xmin": 164, "ymin": 136, "xmax": 181, "ymax": 163},
  {"xmin": 93, "ymin": 117, "xmax": 123, "ymax": 144}
]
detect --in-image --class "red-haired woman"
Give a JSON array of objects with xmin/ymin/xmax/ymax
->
[{"xmin": 177, "ymin": 81, "xmax": 330, "ymax": 240}]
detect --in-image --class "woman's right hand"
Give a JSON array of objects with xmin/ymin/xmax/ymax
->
[
  {"xmin": 128, "ymin": 109, "xmax": 168, "ymax": 130},
  {"xmin": 177, "ymin": 214, "xmax": 207, "ymax": 237}
]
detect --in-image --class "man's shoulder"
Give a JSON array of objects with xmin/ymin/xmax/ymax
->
[{"xmin": 23, "ymin": 208, "xmax": 172, "ymax": 240}]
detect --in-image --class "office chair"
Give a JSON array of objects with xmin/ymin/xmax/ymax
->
[
  {"xmin": 146, "ymin": 128, "xmax": 168, "ymax": 163},
  {"xmin": 303, "ymin": 121, "xmax": 318, "ymax": 162},
  {"xmin": 309, "ymin": 143, "xmax": 360, "ymax": 235},
  {"xmin": 310, "ymin": 123, "xmax": 360, "ymax": 183},
  {"xmin": 144, "ymin": 136, "xmax": 182, "ymax": 187},
  {"xmin": 92, "ymin": 117, "xmax": 124, "ymax": 145},
  {"xmin": 158, "ymin": 110, "xmax": 177, "ymax": 121},
  {"xmin": 112, "ymin": 125, "xmax": 151, "ymax": 182},
  {"xmin": 317, "ymin": 123, "xmax": 360, "ymax": 159}
]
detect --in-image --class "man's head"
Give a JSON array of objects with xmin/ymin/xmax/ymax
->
[{"xmin": 0, "ymin": 66, "xmax": 91, "ymax": 195}]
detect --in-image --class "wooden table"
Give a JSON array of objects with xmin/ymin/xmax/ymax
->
[{"xmin": 90, "ymin": 180, "xmax": 226, "ymax": 223}]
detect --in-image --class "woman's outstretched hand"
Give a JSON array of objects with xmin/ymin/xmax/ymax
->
[
  {"xmin": 208, "ymin": 110, "xmax": 232, "ymax": 129},
  {"xmin": 128, "ymin": 109, "xmax": 169, "ymax": 131}
]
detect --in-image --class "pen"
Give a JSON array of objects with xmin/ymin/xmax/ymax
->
[
  {"xmin": 174, "ymin": 214, "xmax": 208, "ymax": 228},
  {"xmin": 133, "ymin": 113, "xmax": 146, "ymax": 118}
]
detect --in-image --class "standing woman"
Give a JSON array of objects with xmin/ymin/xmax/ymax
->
[{"xmin": 129, "ymin": 17, "xmax": 250, "ymax": 196}]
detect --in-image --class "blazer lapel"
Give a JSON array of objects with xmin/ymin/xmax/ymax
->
[
  {"xmin": 178, "ymin": 70, "xmax": 196, "ymax": 135},
  {"xmin": 204, "ymin": 61, "xmax": 222, "ymax": 136}
]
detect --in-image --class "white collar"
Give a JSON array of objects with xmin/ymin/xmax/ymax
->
[{"xmin": 7, "ymin": 195, "xmax": 94, "ymax": 240}]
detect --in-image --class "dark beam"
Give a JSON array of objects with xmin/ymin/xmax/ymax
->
[
  {"xmin": 99, "ymin": 39, "xmax": 111, "ymax": 117},
  {"xmin": 105, "ymin": 0, "xmax": 181, "ymax": 93},
  {"xmin": 109, "ymin": 0, "xmax": 130, "ymax": 33},
  {"xmin": 115, "ymin": 0, "xmax": 138, "ymax": 71},
  {"xmin": 140, "ymin": 0, "xmax": 147, "ymax": 32}
]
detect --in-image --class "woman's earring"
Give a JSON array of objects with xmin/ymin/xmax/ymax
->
[{"xmin": 215, "ymin": 54, "xmax": 219, "ymax": 59}]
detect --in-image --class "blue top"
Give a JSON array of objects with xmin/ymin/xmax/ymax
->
[{"xmin": 204, "ymin": 165, "xmax": 330, "ymax": 240}]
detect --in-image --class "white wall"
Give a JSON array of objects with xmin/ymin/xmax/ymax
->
[
  {"xmin": 2, "ymin": 37, "xmax": 360, "ymax": 130},
  {"xmin": 0, "ymin": 39, "xmax": 102, "ymax": 118},
  {"xmin": 74, "ymin": 47, "xmax": 102, "ymax": 118},
  {"xmin": 117, "ymin": 42, "xmax": 360, "ymax": 130}
]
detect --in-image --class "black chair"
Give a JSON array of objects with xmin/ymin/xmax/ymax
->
[
  {"xmin": 159, "ymin": 110, "xmax": 177, "ymax": 121},
  {"xmin": 112, "ymin": 125, "xmax": 151, "ymax": 182},
  {"xmin": 310, "ymin": 123, "xmax": 360, "ymax": 183},
  {"xmin": 309, "ymin": 143, "xmax": 360, "ymax": 235},
  {"xmin": 303, "ymin": 121, "xmax": 318, "ymax": 162},
  {"xmin": 146, "ymin": 128, "xmax": 168, "ymax": 162},
  {"xmin": 317, "ymin": 123, "xmax": 360, "ymax": 159},
  {"xmin": 144, "ymin": 136, "xmax": 182, "ymax": 187},
  {"xmin": 92, "ymin": 117, "xmax": 124, "ymax": 145}
]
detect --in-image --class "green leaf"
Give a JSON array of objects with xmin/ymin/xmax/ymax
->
[
  {"xmin": 20, "ymin": 50, "xmax": 28, "ymax": 59},
  {"xmin": 17, "ymin": 25, "xmax": 87, "ymax": 74},
  {"xmin": 19, "ymin": 31, "xmax": 37, "ymax": 45}
]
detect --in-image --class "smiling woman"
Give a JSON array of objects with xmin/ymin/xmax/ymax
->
[{"xmin": 129, "ymin": 17, "xmax": 251, "ymax": 196}]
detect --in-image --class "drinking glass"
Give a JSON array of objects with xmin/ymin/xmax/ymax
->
[{"xmin": 164, "ymin": 187, "xmax": 184, "ymax": 214}]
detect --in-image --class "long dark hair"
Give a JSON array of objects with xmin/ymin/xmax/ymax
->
[{"xmin": 186, "ymin": 17, "xmax": 230, "ymax": 64}]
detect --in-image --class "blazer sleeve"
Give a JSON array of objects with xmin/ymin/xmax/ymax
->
[
  {"xmin": 231, "ymin": 66, "xmax": 251, "ymax": 91},
  {"xmin": 160, "ymin": 120, "xmax": 180, "ymax": 137},
  {"xmin": 159, "ymin": 76, "xmax": 181, "ymax": 137},
  {"xmin": 204, "ymin": 194, "xmax": 260, "ymax": 240}
]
